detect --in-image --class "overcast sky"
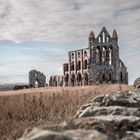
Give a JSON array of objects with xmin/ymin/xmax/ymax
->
[{"xmin": 0, "ymin": 0, "xmax": 140, "ymax": 84}]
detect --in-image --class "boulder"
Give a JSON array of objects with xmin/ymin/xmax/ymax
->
[
  {"xmin": 19, "ymin": 90, "xmax": 140, "ymax": 140},
  {"xmin": 77, "ymin": 106, "xmax": 140, "ymax": 118},
  {"xmin": 18, "ymin": 128, "xmax": 108, "ymax": 140},
  {"xmin": 75, "ymin": 90, "xmax": 140, "ymax": 118}
]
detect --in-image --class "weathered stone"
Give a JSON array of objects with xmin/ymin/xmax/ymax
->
[
  {"xmin": 19, "ymin": 115, "xmax": 140, "ymax": 140},
  {"xmin": 29, "ymin": 70, "xmax": 46, "ymax": 88},
  {"xmin": 77, "ymin": 106, "xmax": 140, "ymax": 118},
  {"xmin": 19, "ymin": 90, "xmax": 140, "ymax": 140},
  {"xmin": 122, "ymin": 132, "xmax": 140, "ymax": 140},
  {"xmin": 78, "ymin": 116, "xmax": 140, "ymax": 139},
  {"xmin": 74, "ymin": 90, "xmax": 140, "ymax": 139},
  {"xmin": 49, "ymin": 27, "xmax": 128, "ymax": 87},
  {"xmin": 18, "ymin": 128, "xmax": 108, "ymax": 140},
  {"xmin": 76, "ymin": 91, "xmax": 140, "ymax": 118},
  {"xmin": 49, "ymin": 75, "xmax": 63, "ymax": 87},
  {"xmin": 133, "ymin": 77, "xmax": 140, "ymax": 89}
]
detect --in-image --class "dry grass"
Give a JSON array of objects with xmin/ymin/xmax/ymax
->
[{"xmin": 0, "ymin": 84, "xmax": 133, "ymax": 140}]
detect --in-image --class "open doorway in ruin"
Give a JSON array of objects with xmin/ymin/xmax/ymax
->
[
  {"xmin": 35, "ymin": 80, "xmax": 39, "ymax": 88},
  {"xmin": 29, "ymin": 70, "xmax": 46, "ymax": 88}
]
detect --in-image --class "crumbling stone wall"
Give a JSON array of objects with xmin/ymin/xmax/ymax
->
[
  {"xmin": 133, "ymin": 78, "xmax": 140, "ymax": 89},
  {"xmin": 29, "ymin": 70, "xmax": 46, "ymax": 88},
  {"xmin": 49, "ymin": 75, "xmax": 63, "ymax": 87},
  {"xmin": 50, "ymin": 27, "xmax": 128, "ymax": 87}
]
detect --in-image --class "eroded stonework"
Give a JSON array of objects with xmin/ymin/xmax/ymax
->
[
  {"xmin": 19, "ymin": 90, "xmax": 140, "ymax": 140},
  {"xmin": 29, "ymin": 70, "xmax": 46, "ymax": 88},
  {"xmin": 133, "ymin": 78, "xmax": 140, "ymax": 89},
  {"xmin": 49, "ymin": 27, "xmax": 128, "ymax": 86},
  {"xmin": 49, "ymin": 75, "xmax": 63, "ymax": 87}
]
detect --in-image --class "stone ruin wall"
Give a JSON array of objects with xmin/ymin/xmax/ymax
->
[
  {"xmin": 29, "ymin": 70, "xmax": 46, "ymax": 88},
  {"xmin": 49, "ymin": 27, "xmax": 128, "ymax": 87},
  {"xmin": 49, "ymin": 75, "xmax": 63, "ymax": 87}
]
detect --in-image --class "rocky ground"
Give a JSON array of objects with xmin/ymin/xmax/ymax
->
[{"xmin": 19, "ymin": 89, "xmax": 140, "ymax": 140}]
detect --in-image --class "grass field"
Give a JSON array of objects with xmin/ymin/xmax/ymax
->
[{"xmin": 0, "ymin": 84, "xmax": 133, "ymax": 140}]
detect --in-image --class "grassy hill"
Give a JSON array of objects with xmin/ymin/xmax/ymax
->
[{"xmin": 0, "ymin": 84, "xmax": 133, "ymax": 140}]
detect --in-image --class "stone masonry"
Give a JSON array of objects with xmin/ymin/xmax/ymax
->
[
  {"xmin": 133, "ymin": 77, "xmax": 140, "ymax": 89},
  {"xmin": 29, "ymin": 70, "xmax": 46, "ymax": 88},
  {"xmin": 49, "ymin": 27, "xmax": 128, "ymax": 86},
  {"xmin": 49, "ymin": 75, "xmax": 63, "ymax": 87}
]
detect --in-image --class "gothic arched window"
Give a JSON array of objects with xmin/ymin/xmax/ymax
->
[
  {"xmin": 71, "ymin": 74, "xmax": 75, "ymax": 86},
  {"xmin": 65, "ymin": 74, "xmax": 69, "ymax": 83},
  {"xmin": 77, "ymin": 73, "xmax": 82, "ymax": 86},
  {"xmin": 120, "ymin": 62, "xmax": 122, "ymax": 67},
  {"xmin": 84, "ymin": 72, "xmax": 88, "ymax": 85},
  {"xmin": 71, "ymin": 53, "xmax": 74, "ymax": 59},
  {"xmin": 109, "ymin": 73, "xmax": 112, "ymax": 82},
  {"xmin": 98, "ymin": 36, "xmax": 101, "ymax": 43},
  {"xmin": 77, "ymin": 61, "xmax": 81, "ymax": 70},
  {"xmin": 109, "ymin": 47, "xmax": 113, "ymax": 65},
  {"xmin": 84, "ymin": 51, "xmax": 87, "ymax": 57},
  {"xmin": 84, "ymin": 60, "xmax": 88, "ymax": 69},
  {"xmin": 120, "ymin": 72, "xmax": 123, "ymax": 83},
  {"xmin": 71, "ymin": 62, "xmax": 74, "ymax": 71},
  {"xmin": 103, "ymin": 32, "xmax": 105, "ymax": 43},
  {"xmin": 96, "ymin": 47, "xmax": 102, "ymax": 64},
  {"xmin": 107, "ymin": 36, "xmax": 109, "ymax": 42},
  {"xmin": 102, "ymin": 46, "xmax": 106, "ymax": 63},
  {"xmin": 78, "ymin": 52, "xmax": 80, "ymax": 58},
  {"xmin": 102, "ymin": 73, "xmax": 106, "ymax": 82}
]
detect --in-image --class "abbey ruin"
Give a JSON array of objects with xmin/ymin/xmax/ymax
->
[
  {"xmin": 29, "ymin": 70, "xmax": 46, "ymax": 88},
  {"xmin": 49, "ymin": 27, "xmax": 128, "ymax": 87}
]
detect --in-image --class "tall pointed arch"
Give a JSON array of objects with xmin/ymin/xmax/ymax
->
[
  {"xmin": 83, "ymin": 72, "xmax": 88, "ymax": 86},
  {"xmin": 71, "ymin": 73, "xmax": 75, "ymax": 86},
  {"xmin": 77, "ymin": 73, "xmax": 82, "ymax": 86}
]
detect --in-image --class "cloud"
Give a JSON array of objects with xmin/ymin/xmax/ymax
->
[
  {"xmin": 0, "ymin": 59, "xmax": 64, "ymax": 84},
  {"xmin": 0, "ymin": 0, "xmax": 139, "ymax": 43},
  {"xmin": 0, "ymin": 0, "xmax": 140, "ymax": 84}
]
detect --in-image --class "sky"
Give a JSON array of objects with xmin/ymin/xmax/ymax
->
[{"xmin": 0, "ymin": 0, "xmax": 140, "ymax": 84}]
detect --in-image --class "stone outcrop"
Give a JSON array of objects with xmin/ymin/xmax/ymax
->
[
  {"xmin": 75, "ymin": 90, "xmax": 140, "ymax": 117},
  {"xmin": 133, "ymin": 77, "xmax": 140, "ymax": 89},
  {"xmin": 19, "ymin": 128, "xmax": 107, "ymax": 140},
  {"xmin": 19, "ymin": 90, "xmax": 140, "ymax": 140}
]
